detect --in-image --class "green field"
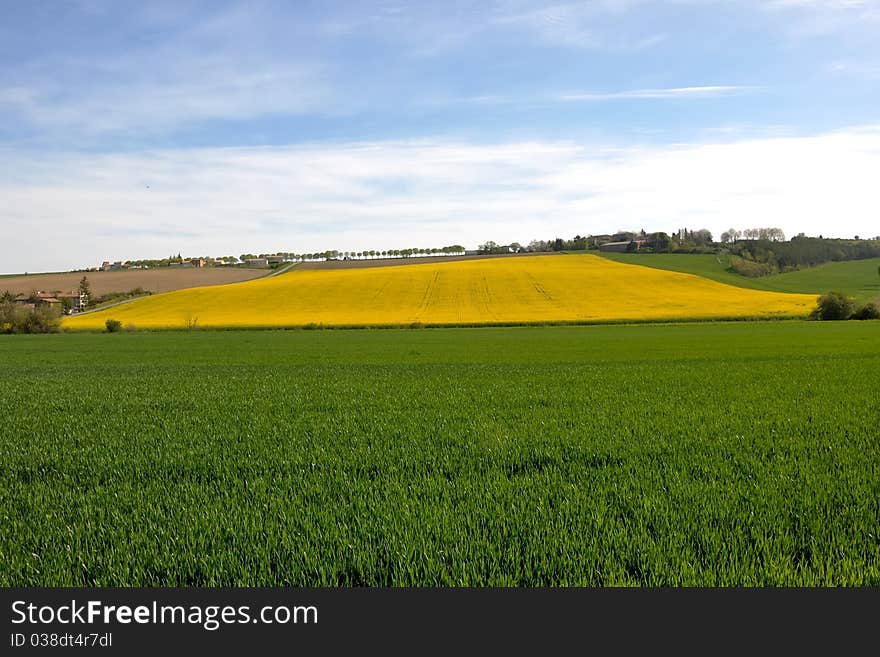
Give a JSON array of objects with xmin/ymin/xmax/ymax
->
[
  {"xmin": 2, "ymin": 323, "xmax": 879, "ymax": 585},
  {"xmin": 598, "ymin": 253, "xmax": 880, "ymax": 301}
]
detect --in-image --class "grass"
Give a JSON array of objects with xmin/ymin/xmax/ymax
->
[
  {"xmin": 2, "ymin": 321, "xmax": 878, "ymax": 586},
  {"xmin": 598, "ymin": 253, "xmax": 880, "ymax": 302},
  {"xmin": 62, "ymin": 254, "xmax": 815, "ymax": 330},
  {"xmin": 740, "ymin": 258, "xmax": 880, "ymax": 301}
]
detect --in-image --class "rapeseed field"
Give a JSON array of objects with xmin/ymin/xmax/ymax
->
[{"xmin": 63, "ymin": 254, "xmax": 816, "ymax": 329}]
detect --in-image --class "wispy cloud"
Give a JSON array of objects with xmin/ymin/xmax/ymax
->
[
  {"xmin": 2, "ymin": 126, "xmax": 879, "ymax": 273},
  {"xmin": 557, "ymin": 85, "xmax": 758, "ymax": 101},
  {"xmin": 490, "ymin": 1, "xmax": 667, "ymax": 50},
  {"xmin": 423, "ymin": 85, "xmax": 758, "ymax": 106},
  {"xmin": 0, "ymin": 3, "xmax": 332, "ymax": 139},
  {"xmin": 761, "ymin": 0, "xmax": 880, "ymax": 36},
  {"xmin": 827, "ymin": 59, "xmax": 880, "ymax": 76}
]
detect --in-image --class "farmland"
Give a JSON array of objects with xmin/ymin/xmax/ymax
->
[
  {"xmin": 599, "ymin": 253, "xmax": 880, "ymax": 302},
  {"xmin": 1, "ymin": 321, "xmax": 878, "ymax": 586},
  {"xmin": 62, "ymin": 254, "xmax": 816, "ymax": 329},
  {"xmin": 0, "ymin": 266, "xmax": 268, "ymax": 297}
]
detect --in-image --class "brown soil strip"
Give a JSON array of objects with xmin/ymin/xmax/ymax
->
[{"xmin": 0, "ymin": 267, "xmax": 268, "ymax": 296}]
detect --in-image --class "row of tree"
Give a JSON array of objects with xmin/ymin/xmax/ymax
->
[
  {"xmin": 728, "ymin": 236, "xmax": 880, "ymax": 275},
  {"xmin": 241, "ymin": 246, "xmax": 469, "ymax": 262},
  {"xmin": 720, "ymin": 227, "xmax": 786, "ymax": 243},
  {"xmin": 124, "ymin": 246, "xmax": 469, "ymax": 268}
]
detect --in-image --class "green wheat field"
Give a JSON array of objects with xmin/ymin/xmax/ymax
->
[{"xmin": 2, "ymin": 322, "xmax": 878, "ymax": 585}]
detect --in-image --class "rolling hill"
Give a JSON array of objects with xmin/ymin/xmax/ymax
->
[
  {"xmin": 598, "ymin": 253, "xmax": 880, "ymax": 302},
  {"xmin": 63, "ymin": 254, "xmax": 816, "ymax": 329}
]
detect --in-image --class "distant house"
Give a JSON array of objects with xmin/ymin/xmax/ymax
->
[
  {"xmin": 100, "ymin": 260, "xmax": 128, "ymax": 270},
  {"xmin": 245, "ymin": 258, "xmax": 269, "ymax": 267},
  {"xmin": 188, "ymin": 259, "xmax": 207, "ymax": 268},
  {"xmin": 55, "ymin": 291, "xmax": 88, "ymax": 313},
  {"xmin": 15, "ymin": 291, "xmax": 68, "ymax": 311},
  {"xmin": 266, "ymin": 255, "xmax": 286, "ymax": 264}
]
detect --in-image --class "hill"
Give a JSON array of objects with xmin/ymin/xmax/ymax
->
[
  {"xmin": 598, "ymin": 253, "xmax": 880, "ymax": 302},
  {"xmin": 63, "ymin": 254, "xmax": 815, "ymax": 330}
]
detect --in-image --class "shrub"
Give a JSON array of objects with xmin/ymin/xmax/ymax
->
[
  {"xmin": 105, "ymin": 319, "xmax": 123, "ymax": 333},
  {"xmin": 810, "ymin": 291, "xmax": 856, "ymax": 321},
  {"xmin": 21, "ymin": 308, "xmax": 59, "ymax": 333},
  {"xmin": 852, "ymin": 301, "xmax": 880, "ymax": 320},
  {"xmin": 729, "ymin": 256, "xmax": 776, "ymax": 278}
]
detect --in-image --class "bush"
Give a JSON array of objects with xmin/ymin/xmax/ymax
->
[
  {"xmin": 20, "ymin": 307, "xmax": 62, "ymax": 333},
  {"xmin": 0, "ymin": 303, "xmax": 61, "ymax": 333},
  {"xmin": 729, "ymin": 256, "xmax": 776, "ymax": 278},
  {"xmin": 105, "ymin": 319, "xmax": 123, "ymax": 333},
  {"xmin": 810, "ymin": 291, "xmax": 856, "ymax": 321},
  {"xmin": 852, "ymin": 301, "xmax": 880, "ymax": 320}
]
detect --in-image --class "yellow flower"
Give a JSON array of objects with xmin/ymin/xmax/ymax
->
[{"xmin": 63, "ymin": 254, "xmax": 816, "ymax": 329}]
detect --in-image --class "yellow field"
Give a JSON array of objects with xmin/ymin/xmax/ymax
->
[{"xmin": 63, "ymin": 254, "xmax": 817, "ymax": 329}]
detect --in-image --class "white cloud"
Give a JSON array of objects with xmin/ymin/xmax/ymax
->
[{"xmin": 2, "ymin": 126, "xmax": 879, "ymax": 273}]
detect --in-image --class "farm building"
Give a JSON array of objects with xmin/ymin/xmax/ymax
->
[
  {"xmin": 245, "ymin": 258, "xmax": 269, "ymax": 266},
  {"xmin": 599, "ymin": 241, "xmax": 634, "ymax": 253},
  {"xmin": 598, "ymin": 240, "xmax": 647, "ymax": 253}
]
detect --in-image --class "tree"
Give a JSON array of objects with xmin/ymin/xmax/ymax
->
[
  {"xmin": 691, "ymin": 229, "xmax": 713, "ymax": 246},
  {"xmin": 78, "ymin": 276, "xmax": 91, "ymax": 307},
  {"xmin": 720, "ymin": 228, "xmax": 741, "ymax": 244},
  {"xmin": 810, "ymin": 291, "xmax": 855, "ymax": 320},
  {"xmin": 105, "ymin": 318, "xmax": 123, "ymax": 333},
  {"xmin": 852, "ymin": 301, "xmax": 880, "ymax": 320}
]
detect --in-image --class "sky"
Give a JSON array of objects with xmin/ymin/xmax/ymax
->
[{"xmin": 2, "ymin": 1, "xmax": 879, "ymax": 274}]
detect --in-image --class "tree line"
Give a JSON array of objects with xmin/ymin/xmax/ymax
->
[{"xmin": 478, "ymin": 227, "xmax": 880, "ymax": 277}]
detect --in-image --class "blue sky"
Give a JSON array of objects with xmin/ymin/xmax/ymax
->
[{"xmin": 2, "ymin": 0, "xmax": 879, "ymax": 273}]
